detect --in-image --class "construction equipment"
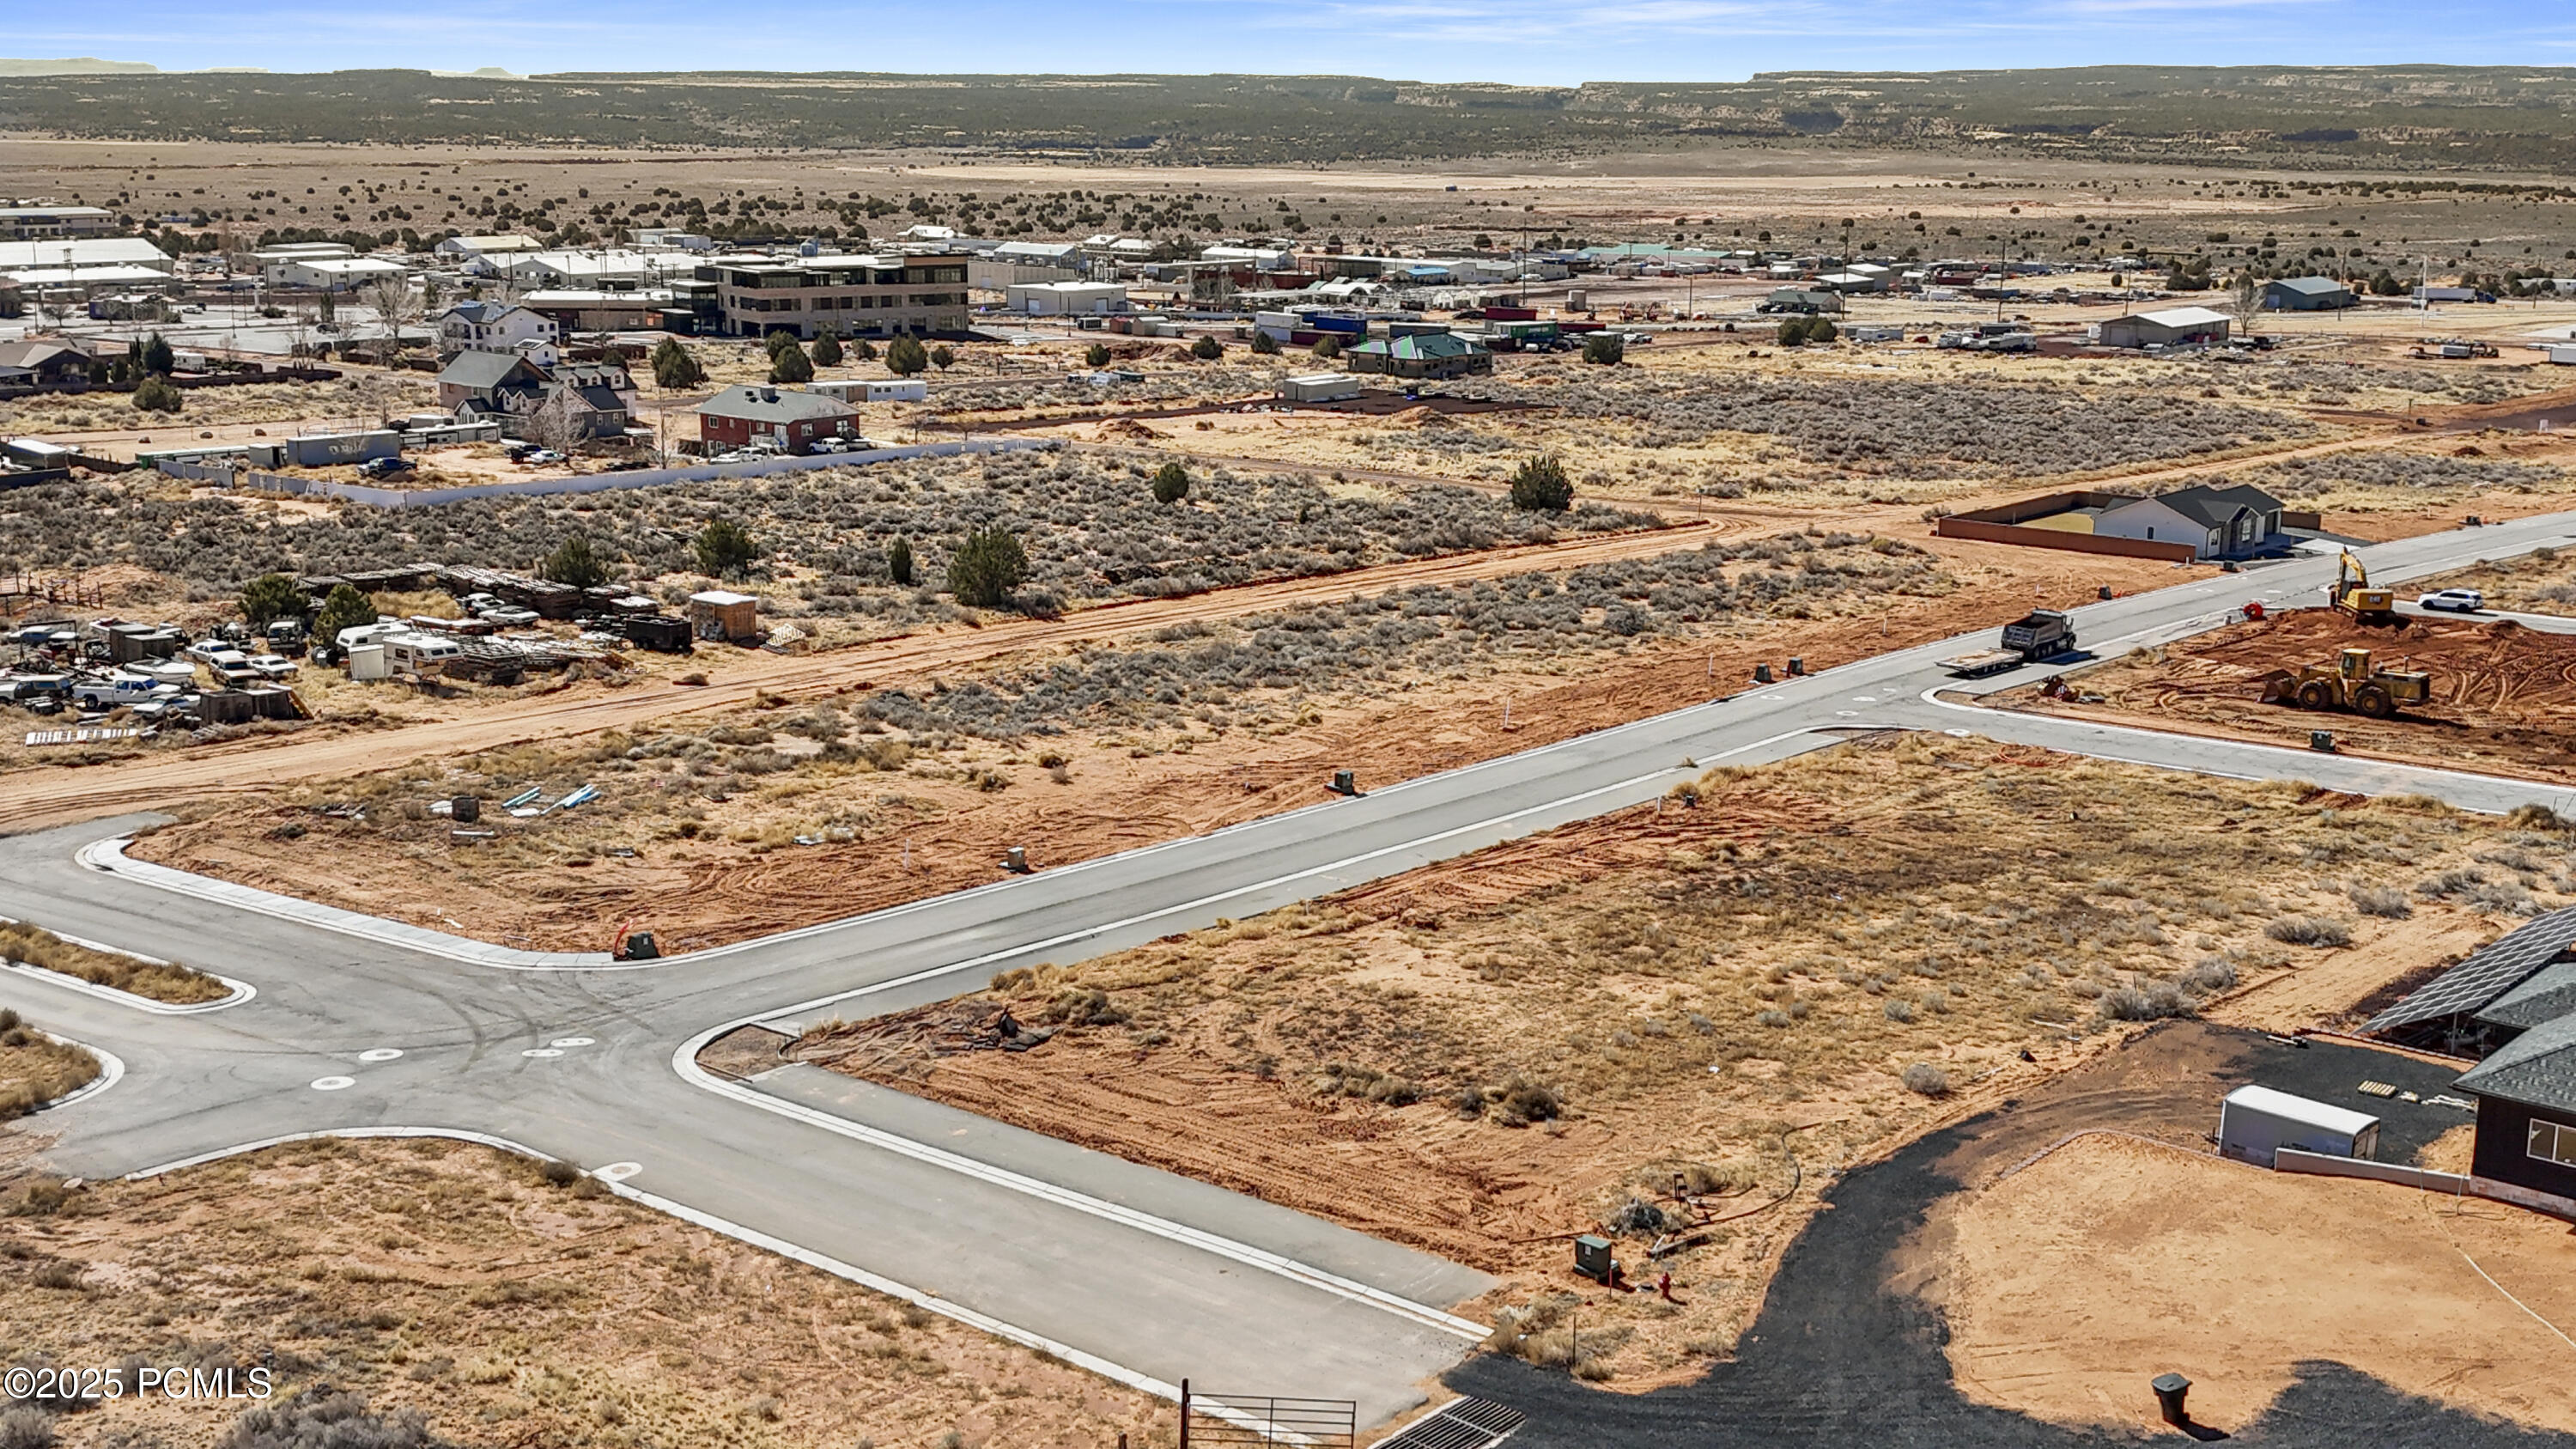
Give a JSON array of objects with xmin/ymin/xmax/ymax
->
[
  {"xmin": 2330, "ymin": 551, "xmax": 2398, "ymax": 625},
  {"xmin": 2260, "ymin": 646, "xmax": 2431, "ymax": 720}
]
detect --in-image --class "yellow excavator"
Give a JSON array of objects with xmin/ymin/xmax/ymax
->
[
  {"xmin": 2261, "ymin": 646, "xmax": 2431, "ymax": 719},
  {"xmin": 2331, "ymin": 551, "xmax": 2398, "ymax": 625}
]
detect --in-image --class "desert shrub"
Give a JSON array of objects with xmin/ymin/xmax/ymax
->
[
  {"xmin": 2178, "ymin": 958, "xmax": 2240, "ymax": 994},
  {"xmin": 2098, "ymin": 983, "xmax": 2190, "ymax": 1021},
  {"xmin": 811, "ymin": 330, "xmax": 843, "ymax": 368},
  {"xmin": 885, "ymin": 535, "xmax": 914, "ymax": 586},
  {"xmin": 1311, "ymin": 335, "xmax": 1341, "ymax": 361},
  {"xmin": 1084, "ymin": 343, "xmax": 1110, "ymax": 368},
  {"xmin": 1493, "ymin": 1075, "xmax": 1561, "ymax": 1126},
  {"xmin": 1249, "ymin": 330, "xmax": 1280, "ymax": 356},
  {"xmin": 764, "ymin": 330, "xmax": 800, "ymax": 362},
  {"xmin": 312, "ymin": 583, "xmax": 376, "ymax": 642},
  {"xmin": 1900, "ymin": 1062, "xmax": 1949, "ymax": 1097},
  {"xmin": 2238, "ymin": 450, "xmax": 2564, "ymax": 501},
  {"xmin": 1805, "ymin": 318, "xmax": 1839, "ymax": 344},
  {"xmin": 945, "ymin": 527, "xmax": 1029, "ymax": 608},
  {"xmin": 538, "ymin": 1159, "xmax": 580, "ymax": 1187},
  {"xmin": 1190, "ymin": 334, "xmax": 1223, "ymax": 360},
  {"xmin": 1151, "ymin": 460, "xmax": 1191, "ymax": 505},
  {"xmin": 1582, "ymin": 332, "xmax": 1625, "ymax": 365},
  {"xmin": 221, "ymin": 1388, "xmax": 445, "ymax": 1449},
  {"xmin": 541, "ymin": 534, "xmax": 609, "ymax": 590},
  {"xmin": 2348, "ymin": 884, "xmax": 2411, "ymax": 918},
  {"xmin": 929, "ymin": 345, "xmax": 955, "ymax": 372},
  {"xmin": 1883, "ymin": 998, "xmax": 1915, "ymax": 1023},
  {"xmin": 0, "ymin": 1407, "xmax": 54, "ymax": 1449},
  {"xmin": 0, "ymin": 921, "xmax": 226, "ymax": 1004},
  {"xmin": 131, "ymin": 374, "xmax": 183, "ymax": 413},
  {"xmin": 1043, "ymin": 987, "xmax": 1128, "ymax": 1027},
  {"xmin": 769, "ymin": 341, "xmax": 814, "ymax": 385},
  {"xmin": 649, "ymin": 337, "xmax": 705, "ymax": 389},
  {"xmin": 239, "ymin": 572, "xmax": 303, "ymax": 626},
  {"xmin": 694, "ymin": 518, "xmax": 760, "ymax": 581},
  {"xmin": 887, "ymin": 337, "xmax": 930, "ymax": 376},
  {"xmin": 1776, "ymin": 317, "xmax": 1812, "ymax": 347},
  {"xmin": 2263, "ymin": 915, "xmax": 2354, "ymax": 948},
  {"xmin": 1605, "ymin": 1196, "xmax": 1665, "ymax": 1235},
  {"xmin": 2506, "ymin": 803, "xmax": 2569, "ymax": 831},
  {"xmin": 1509, "ymin": 454, "xmax": 1573, "ymax": 513}
]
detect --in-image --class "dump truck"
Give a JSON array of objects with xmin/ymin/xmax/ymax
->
[
  {"xmin": 2330, "ymin": 551, "xmax": 2397, "ymax": 625},
  {"xmin": 1941, "ymin": 609, "xmax": 2078, "ymax": 676},
  {"xmin": 2259, "ymin": 646, "xmax": 2431, "ymax": 720}
]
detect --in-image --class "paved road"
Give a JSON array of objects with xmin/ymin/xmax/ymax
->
[{"xmin": 6, "ymin": 507, "xmax": 2575, "ymax": 1429}]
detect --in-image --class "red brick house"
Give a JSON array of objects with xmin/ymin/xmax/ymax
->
[{"xmin": 693, "ymin": 385, "xmax": 861, "ymax": 454}]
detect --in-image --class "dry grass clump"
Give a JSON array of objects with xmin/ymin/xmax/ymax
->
[
  {"xmin": 1454, "ymin": 374, "xmax": 2314, "ymax": 478},
  {"xmin": 0, "ymin": 1138, "xmax": 1158, "ymax": 1448},
  {"xmin": 2229, "ymin": 450, "xmax": 2564, "ymax": 501},
  {"xmin": 0, "ymin": 920, "xmax": 228, "ymax": 1004},
  {"xmin": 0, "ymin": 1008, "xmax": 100, "ymax": 1119}
]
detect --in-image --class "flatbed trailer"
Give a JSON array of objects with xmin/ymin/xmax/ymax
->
[{"xmin": 1939, "ymin": 648, "xmax": 2027, "ymax": 678}]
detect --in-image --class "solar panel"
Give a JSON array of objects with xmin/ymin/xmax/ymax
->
[{"xmin": 2362, "ymin": 904, "xmax": 2576, "ymax": 1034}]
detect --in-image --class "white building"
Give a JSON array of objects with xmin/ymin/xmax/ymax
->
[
  {"xmin": 0, "ymin": 205, "xmax": 116, "ymax": 240},
  {"xmin": 436, "ymin": 234, "xmax": 544, "ymax": 266},
  {"xmin": 1008, "ymin": 281, "xmax": 1130, "ymax": 316},
  {"xmin": 269, "ymin": 255, "xmax": 408, "ymax": 291},
  {"xmin": 631, "ymin": 228, "xmax": 715, "ymax": 252},
  {"xmin": 0, "ymin": 236, "xmax": 173, "ymax": 275},
  {"xmin": 811, "ymin": 378, "xmax": 928, "ymax": 403},
  {"xmin": 437, "ymin": 300, "xmax": 559, "ymax": 357},
  {"xmin": 502, "ymin": 249, "xmax": 677, "ymax": 289},
  {"xmin": 1201, "ymin": 244, "xmax": 1296, "ymax": 271}
]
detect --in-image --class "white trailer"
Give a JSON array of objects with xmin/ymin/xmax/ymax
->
[{"xmin": 2218, "ymin": 1085, "xmax": 2380, "ymax": 1167}]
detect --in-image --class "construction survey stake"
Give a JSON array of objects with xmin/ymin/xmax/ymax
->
[{"xmin": 4, "ymin": 1364, "xmax": 275, "ymax": 1402}]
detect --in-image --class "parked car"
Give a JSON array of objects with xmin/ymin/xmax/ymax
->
[
  {"xmin": 244, "ymin": 654, "xmax": 300, "ymax": 679},
  {"xmin": 476, "ymin": 606, "xmax": 539, "ymax": 628},
  {"xmin": 520, "ymin": 448, "xmax": 564, "ymax": 466},
  {"xmin": 810, "ymin": 438, "xmax": 851, "ymax": 454},
  {"xmin": 357, "ymin": 456, "xmax": 415, "ymax": 478},
  {"xmin": 183, "ymin": 638, "xmax": 234, "ymax": 665},
  {"xmin": 2416, "ymin": 588, "xmax": 2485, "ymax": 613}
]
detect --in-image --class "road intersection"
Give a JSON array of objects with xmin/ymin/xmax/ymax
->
[{"xmin": 5, "ymin": 506, "xmax": 2574, "ymax": 1429}]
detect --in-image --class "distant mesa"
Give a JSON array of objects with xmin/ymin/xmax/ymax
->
[{"xmin": 0, "ymin": 57, "xmax": 159, "ymax": 76}]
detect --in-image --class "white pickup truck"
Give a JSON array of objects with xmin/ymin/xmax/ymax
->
[{"xmin": 70, "ymin": 673, "xmax": 181, "ymax": 709}]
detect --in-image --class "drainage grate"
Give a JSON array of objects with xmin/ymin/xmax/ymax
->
[{"xmin": 1372, "ymin": 1397, "xmax": 1525, "ymax": 1449}]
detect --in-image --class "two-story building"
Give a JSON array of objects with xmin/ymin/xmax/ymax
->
[
  {"xmin": 697, "ymin": 253, "xmax": 969, "ymax": 339},
  {"xmin": 436, "ymin": 301, "xmax": 559, "ymax": 359}
]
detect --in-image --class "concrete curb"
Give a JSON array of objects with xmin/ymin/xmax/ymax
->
[
  {"xmin": 78, "ymin": 838, "xmax": 625, "ymax": 971},
  {"xmin": 31, "ymin": 1031, "xmax": 124, "ymax": 1113}
]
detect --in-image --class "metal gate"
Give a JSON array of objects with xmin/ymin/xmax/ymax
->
[{"xmin": 1180, "ymin": 1382, "xmax": 1357, "ymax": 1448}]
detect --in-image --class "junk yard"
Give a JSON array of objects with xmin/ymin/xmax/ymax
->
[{"xmin": 14, "ymin": 58, "xmax": 2576, "ymax": 1449}]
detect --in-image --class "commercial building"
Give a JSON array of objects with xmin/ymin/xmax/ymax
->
[
  {"xmin": 502, "ymin": 249, "xmax": 675, "ymax": 290},
  {"xmin": 0, "ymin": 237, "xmax": 173, "ymax": 276},
  {"xmin": 0, "ymin": 205, "xmax": 115, "ymax": 240},
  {"xmin": 268, "ymin": 254, "xmax": 407, "ymax": 291},
  {"xmin": 696, "ymin": 253, "xmax": 969, "ymax": 338},
  {"xmin": 2096, "ymin": 306, "xmax": 2232, "ymax": 349},
  {"xmin": 693, "ymin": 385, "xmax": 860, "ymax": 454},
  {"xmin": 1007, "ymin": 280, "xmax": 1129, "ymax": 316},
  {"xmin": 809, "ymin": 379, "xmax": 927, "ymax": 404},
  {"xmin": 2264, "ymin": 276, "xmax": 2355, "ymax": 312},
  {"xmin": 436, "ymin": 234, "xmax": 544, "ymax": 268},
  {"xmin": 2090, "ymin": 484, "xmax": 2284, "ymax": 560}
]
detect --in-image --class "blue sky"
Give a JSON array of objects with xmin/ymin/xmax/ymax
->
[{"xmin": 13, "ymin": 1, "xmax": 2576, "ymax": 84}]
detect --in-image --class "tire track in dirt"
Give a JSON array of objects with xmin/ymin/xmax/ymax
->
[{"xmin": 0, "ymin": 525, "xmax": 1728, "ymax": 834}]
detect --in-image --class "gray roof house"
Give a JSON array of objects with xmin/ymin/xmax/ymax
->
[{"xmin": 2090, "ymin": 483, "xmax": 2285, "ymax": 561}]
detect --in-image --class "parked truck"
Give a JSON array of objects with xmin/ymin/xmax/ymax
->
[{"xmin": 1940, "ymin": 609, "xmax": 2078, "ymax": 677}]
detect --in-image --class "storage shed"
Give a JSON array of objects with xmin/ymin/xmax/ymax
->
[
  {"xmin": 1279, "ymin": 373, "xmax": 1362, "ymax": 404},
  {"xmin": 2097, "ymin": 306, "xmax": 2233, "ymax": 349},
  {"xmin": 2218, "ymin": 1085, "xmax": 2380, "ymax": 1166},
  {"xmin": 688, "ymin": 589, "xmax": 762, "ymax": 643}
]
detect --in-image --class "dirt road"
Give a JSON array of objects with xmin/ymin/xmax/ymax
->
[{"xmin": 0, "ymin": 524, "xmax": 1725, "ymax": 833}]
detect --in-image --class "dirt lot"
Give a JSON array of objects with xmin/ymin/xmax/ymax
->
[
  {"xmin": 2409, "ymin": 545, "xmax": 2576, "ymax": 616},
  {"xmin": 0, "ymin": 1135, "xmax": 1161, "ymax": 1449},
  {"xmin": 1994, "ymin": 607, "xmax": 2576, "ymax": 787},
  {"xmin": 1932, "ymin": 1131, "xmax": 2576, "ymax": 1435},
  {"xmin": 126, "ymin": 536, "xmax": 2188, "ymax": 953},
  {"xmin": 768, "ymin": 734, "xmax": 2570, "ymax": 1390}
]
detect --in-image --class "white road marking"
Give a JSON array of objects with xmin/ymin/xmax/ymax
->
[
  {"xmin": 358, "ymin": 1048, "xmax": 404, "ymax": 1062},
  {"xmin": 310, "ymin": 1075, "xmax": 355, "ymax": 1091},
  {"xmin": 594, "ymin": 1161, "xmax": 642, "ymax": 1182},
  {"xmin": 550, "ymin": 1036, "xmax": 595, "ymax": 1048},
  {"xmin": 521, "ymin": 1048, "xmax": 563, "ymax": 1058}
]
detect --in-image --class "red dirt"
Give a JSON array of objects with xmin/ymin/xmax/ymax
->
[{"xmin": 1995, "ymin": 609, "xmax": 2576, "ymax": 783}]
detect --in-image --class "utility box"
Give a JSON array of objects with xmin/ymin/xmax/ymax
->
[
  {"xmin": 2219, "ymin": 1084, "xmax": 2379, "ymax": 1167},
  {"xmin": 1573, "ymin": 1234, "xmax": 1615, "ymax": 1284}
]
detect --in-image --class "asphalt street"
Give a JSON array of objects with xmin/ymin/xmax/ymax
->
[{"xmin": 4, "ymin": 506, "xmax": 2574, "ymax": 1428}]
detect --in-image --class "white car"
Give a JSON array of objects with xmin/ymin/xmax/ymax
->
[
  {"xmin": 183, "ymin": 638, "xmax": 235, "ymax": 665},
  {"xmin": 2416, "ymin": 588, "xmax": 2484, "ymax": 613},
  {"xmin": 477, "ymin": 606, "xmax": 539, "ymax": 627},
  {"xmin": 521, "ymin": 448, "xmax": 565, "ymax": 466},
  {"xmin": 244, "ymin": 654, "xmax": 300, "ymax": 679}
]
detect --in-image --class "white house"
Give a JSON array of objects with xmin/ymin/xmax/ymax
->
[
  {"xmin": 2093, "ymin": 484, "xmax": 2284, "ymax": 560},
  {"xmin": 436, "ymin": 300, "xmax": 559, "ymax": 358},
  {"xmin": 1008, "ymin": 281, "xmax": 1130, "ymax": 316},
  {"xmin": 437, "ymin": 234, "xmax": 544, "ymax": 267}
]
